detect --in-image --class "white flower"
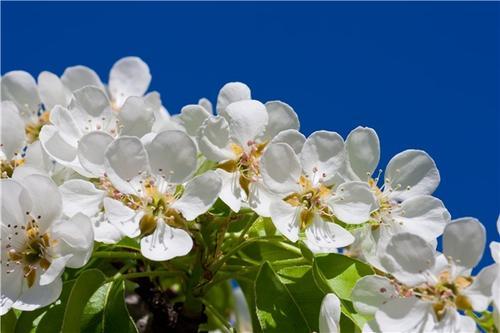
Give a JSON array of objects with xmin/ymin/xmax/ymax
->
[
  {"xmin": 319, "ymin": 293, "xmax": 341, "ymax": 333},
  {"xmin": 98, "ymin": 130, "xmax": 222, "ymax": 260},
  {"xmin": 260, "ymin": 132, "xmax": 378, "ymax": 252},
  {"xmin": 343, "ymin": 127, "xmax": 450, "ymax": 268},
  {"xmin": 39, "ymin": 85, "xmax": 159, "ymax": 177},
  {"xmin": 196, "ymin": 82, "xmax": 304, "ymax": 216},
  {"xmin": 1, "ymin": 175, "xmax": 93, "ymax": 314},
  {"xmin": 352, "ymin": 218, "xmax": 496, "ymax": 333},
  {"xmin": 489, "ymin": 216, "xmax": 500, "ymax": 327}
]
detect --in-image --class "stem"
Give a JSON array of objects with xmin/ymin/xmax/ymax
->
[
  {"xmin": 237, "ymin": 213, "xmax": 258, "ymax": 243},
  {"xmin": 93, "ymin": 251, "xmax": 143, "ymax": 260}
]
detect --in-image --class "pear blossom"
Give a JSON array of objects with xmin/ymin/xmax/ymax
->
[
  {"xmin": 490, "ymin": 217, "xmax": 500, "ymax": 327},
  {"xmin": 39, "ymin": 85, "xmax": 159, "ymax": 177},
  {"xmin": 196, "ymin": 82, "xmax": 305, "ymax": 216},
  {"xmin": 97, "ymin": 130, "xmax": 222, "ymax": 260},
  {"xmin": 260, "ymin": 132, "xmax": 378, "ymax": 252},
  {"xmin": 1, "ymin": 175, "xmax": 93, "ymax": 314},
  {"xmin": 352, "ymin": 218, "xmax": 497, "ymax": 333},
  {"xmin": 343, "ymin": 127, "xmax": 450, "ymax": 268},
  {"xmin": 319, "ymin": 293, "xmax": 341, "ymax": 333}
]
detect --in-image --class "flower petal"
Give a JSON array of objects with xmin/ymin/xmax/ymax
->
[
  {"xmin": 269, "ymin": 200, "xmax": 301, "ymax": 242},
  {"xmin": 1, "ymin": 101, "xmax": 25, "ymax": 160},
  {"xmin": 443, "ymin": 217, "xmax": 485, "ymax": 271},
  {"xmin": 69, "ymin": 85, "xmax": 111, "ymax": 118},
  {"xmin": 146, "ymin": 130, "xmax": 197, "ymax": 184},
  {"xmin": 247, "ymin": 181, "xmax": 275, "ymax": 217},
  {"xmin": 37, "ymin": 71, "xmax": 71, "ymax": 110},
  {"xmin": 103, "ymin": 197, "xmax": 140, "ymax": 238},
  {"xmin": 61, "ymin": 65, "xmax": 104, "ymax": 92},
  {"xmin": 352, "ymin": 276, "xmax": 397, "ymax": 316},
  {"xmin": 171, "ymin": 171, "xmax": 222, "ymax": 221},
  {"xmin": 1, "ymin": 265, "xmax": 23, "ymax": 315},
  {"xmin": 269, "ymin": 129, "xmax": 306, "ymax": 154},
  {"xmin": 179, "ymin": 104, "xmax": 211, "ymax": 136},
  {"xmin": 222, "ymin": 100, "xmax": 268, "ymax": 148},
  {"xmin": 198, "ymin": 97, "xmax": 213, "ymax": 114},
  {"xmin": 109, "ymin": 57, "xmax": 151, "ymax": 108},
  {"xmin": 13, "ymin": 276, "xmax": 62, "ymax": 312},
  {"xmin": 375, "ymin": 297, "xmax": 433, "ymax": 333},
  {"xmin": 104, "ymin": 136, "xmax": 149, "ymax": 195},
  {"xmin": 391, "ymin": 195, "xmax": 450, "ymax": 241},
  {"xmin": 59, "ymin": 179, "xmax": 105, "ymax": 218},
  {"xmin": 216, "ymin": 82, "xmax": 251, "ymax": 114},
  {"xmin": 197, "ymin": 116, "xmax": 235, "ymax": 162},
  {"xmin": 118, "ymin": 96, "xmax": 155, "ymax": 137},
  {"xmin": 345, "ymin": 126, "xmax": 380, "ymax": 181},
  {"xmin": 319, "ymin": 293, "xmax": 341, "ymax": 333},
  {"xmin": 462, "ymin": 264, "xmax": 497, "ymax": 312},
  {"xmin": 300, "ymin": 131, "xmax": 345, "ymax": 186},
  {"xmin": 260, "ymin": 143, "xmax": 301, "ymax": 195},
  {"xmin": 305, "ymin": 214, "xmax": 354, "ymax": 251},
  {"xmin": 39, "ymin": 254, "xmax": 72, "ymax": 286},
  {"xmin": 1, "ymin": 70, "xmax": 40, "ymax": 121},
  {"xmin": 262, "ymin": 101, "xmax": 299, "ymax": 140},
  {"xmin": 78, "ymin": 131, "xmax": 114, "ymax": 177},
  {"xmin": 92, "ymin": 213, "xmax": 123, "ymax": 244},
  {"xmin": 215, "ymin": 169, "xmax": 246, "ymax": 212},
  {"xmin": 140, "ymin": 220, "xmax": 193, "ymax": 261},
  {"xmin": 381, "ymin": 233, "xmax": 435, "ymax": 286},
  {"xmin": 384, "ymin": 150, "xmax": 440, "ymax": 201},
  {"xmin": 49, "ymin": 105, "xmax": 82, "ymax": 146},
  {"xmin": 330, "ymin": 181, "xmax": 378, "ymax": 224}
]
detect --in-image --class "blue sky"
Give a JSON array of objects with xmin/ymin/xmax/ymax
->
[{"xmin": 2, "ymin": 2, "xmax": 499, "ymax": 268}]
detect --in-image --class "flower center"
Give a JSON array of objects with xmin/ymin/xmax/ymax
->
[
  {"xmin": 25, "ymin": 111, "xmax": 50, "ymax": 144},
  {"xmin": 0, "ymin": 158, "xmax": 25, "ymax": 179},
  {"xmin": 283, "ymin": 175, "xmax": 332, "ymax": 230}
]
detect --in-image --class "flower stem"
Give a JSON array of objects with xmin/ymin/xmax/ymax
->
[{"xmin": 93, "ymin": 251, "xmax": 144, "ymax": 260}]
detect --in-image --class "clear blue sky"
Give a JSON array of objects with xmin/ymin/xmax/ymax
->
[{"xmin": 2, "ymin": 2, "xmax": 499, "ymax": 268}]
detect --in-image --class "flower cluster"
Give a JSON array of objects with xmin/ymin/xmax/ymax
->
[{"xmin": 1, "ymin": 57, "xmax": 498, "ymax": 332}]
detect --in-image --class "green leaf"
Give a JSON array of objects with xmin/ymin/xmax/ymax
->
[
  {"xmin": 255, "ymin": 262, "xmax": 322, "ymax": 332},
  {"xmin": 80, "ymin": 280, "xmax": 138, "ymax": 333},
  {"xmin": 116, "ymin": 237, "xmax": 140, "ymax": 251},
  {"xmin": 60, "ymin": 269, "xmax": 106, "ymax": 333},
  {"xmin": 203, "ymin": 281, "xmax": 234, "ymax": 331},
  {"xmin": 236, "ymin": 278, "xmax": 263, "ymax": 333},
  {"xmin": 1, "ymin": 310, "xmax": 16, "ymax": 333},
  {"xmin": 34, "ymin": 280, "xmax": 76, "ymax": 333},
  {"xmin": 13, "ymin": 307, "xmax": 46, "ymax": 333}
]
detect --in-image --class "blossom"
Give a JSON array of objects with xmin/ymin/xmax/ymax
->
[
  {"xmin": 351, "ymin": 218, "xmax": 497, "ymax": 333},
  {"xmin": 260, "ymin": 132, "xmax": 378, "ymax": 252},
  {"xmin": 196, "ymin": 82, "xmax": 304, "ymax": 216},
  {"xmin": 98, "ymin": 130, "xmax": 222, "ymax": 260},
  {"xmin": 1, "ymin": 175, "xmax": 93, "ymax": 314},
  {"xmin": 342, "ymin": 127, "xmax": 450, "ymax": 268},
  {"xmin": 319, "ymin": 293, "xmax": 341, "ymax": 333}
]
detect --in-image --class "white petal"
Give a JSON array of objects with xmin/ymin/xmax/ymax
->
[
  {"xmin": 146, "ymin": 130, "xmax": 197, "ymax": 184},
  {"xmin": 216, "ymin": 82, "xmax": 251, "ymax": 114},
  {"xmin": 198, "ymin": 97, "xmax": 213, "ymax": 114},
  {"xmin": 434, "ymin": 310, "xmax": 477, "ymax": 333},
  {"xmin": 1, "ymin": 180, "xmax": 31, "ymax": 253},
  {"xmin": 109, "ymin": 56, "xmax": 151, "ymax": 108},
  {"xmin": 462, "ymin": 264, "xmax": 497, "ymax": 312},
  {"xmin": 39, "ymin": 255, "xmax": 72, "ymax": 286},
  {"xmin": 1, "ymin": 265, "xmax": 23, "ymax": 315},
  {"xmin": 1, "ymin": 71, "xmax": 40, "ymax": 120},
  {"xmin": 384, "ymin": 150, "xmax": 440, "ymax": 201},
  {"xmin": 260, "ymin": 143, "xmax": 301, "ymax": 195},
  {"xmin": 444, "ymin": 217, "xmax": 485, "ymax": 270},
  {"xmin": 491, "ymin": 241, "xmax": 500, "ymax": 263},
  {"xmin": 104, "ymin": 136, "xmax": 149, "ymax": 195},
  {"xmin": 61, "ymin": 65, "xmax": 104, "ymax": 92},
  {"xmin": 171, "ymin": 171, "xmax": 222, "ymax": 221},
  {"xmin": 49, "ymin": 105, "xmax": 82, "ymax": 146},
  {"xmin": 222, "ymin": 100, "xmax": 268, "ymax": 147},
  {"xmin": 269, "ymin": 200, "xmax": 300, "ymax": 242},
  {"xmin": 19, "ymin": 175, "xmax": 62, "ymax": 233},
  {"xmin": 216, "ymin": 169, "xmax": 246, "ymax": 212},
  {"xmin": 305, "ymin": 214, "xmax": 354, "ymax": 251},
  {"xmin": 352, "ymin": 276, "xmax": 397, "ymax": 316},
  {"xmin": 140, "ymin": 220, "xmax": 193, "ymax": 261},
  {"xmin": 269, "ymin": 129, "xmax": 306, "ymax": 154},
  {"xmin": 13, "ymin": 276, "xmax": 62, "ymax": 312},
  {"xmin": 345, "ymin": 126, "xmax": 380, "ymax": 181},
  {"xmin": 118, "ymin": 96, "xmax": 155, "ymax": 137},
  {"xmin": 179, "ymin": 104, "xmax": 211, "ymax": 136},
  {"xmin": 375, "ymin": 297, "xmax": 433, "ymax": 333},
  {"xmin": 197, "ymin": 116, "xmax": 235, "ymax": 162},
  {"xmin": 78, "ymin": 131, "xmax": 114, "ymax": 176},
  {"xmin": 330, "ymin": 181, "xmax": 378, "ymax": 224},
  {"xmin": 69, "ymin": 85, "xmax": 110, "ymax": 118},
  {"xmin": 92, "ymin": 213, "xmax": 123, "ymax": 244},
  {"xmin": 0, "ymin": 101, "xmax": 25, "ymax": 159},
  {"xmin": 103, "ymin": 198, "xmax": 140, "ymax": 238},
  {"xmin": 319, "ymin": 293, "xmax": 341, "ymax": 333},
  {"xmin": 262, "ymin": 101, "xmax": 299, "ymax": 140},
  {"xmin": 247, "ymin": 181, "xmax": 275, "ymax": 217},
  {"xmin": 37, "ymin": 71, "xmax": 71, "ymax": 110},
  {"xmin": 59, "ymin": 179, "xmax": 105, "ymax": 218},
  {"xmin": 381, "ymin": 233, "xmax": 435, "ymax": 286},
  {"xmin": 300, "ymin": 131, "xmax": 345, "ymax": 186},
  {"xmin": 391, "ymin": 195, "xmax": 450, "ymax": 241}
]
